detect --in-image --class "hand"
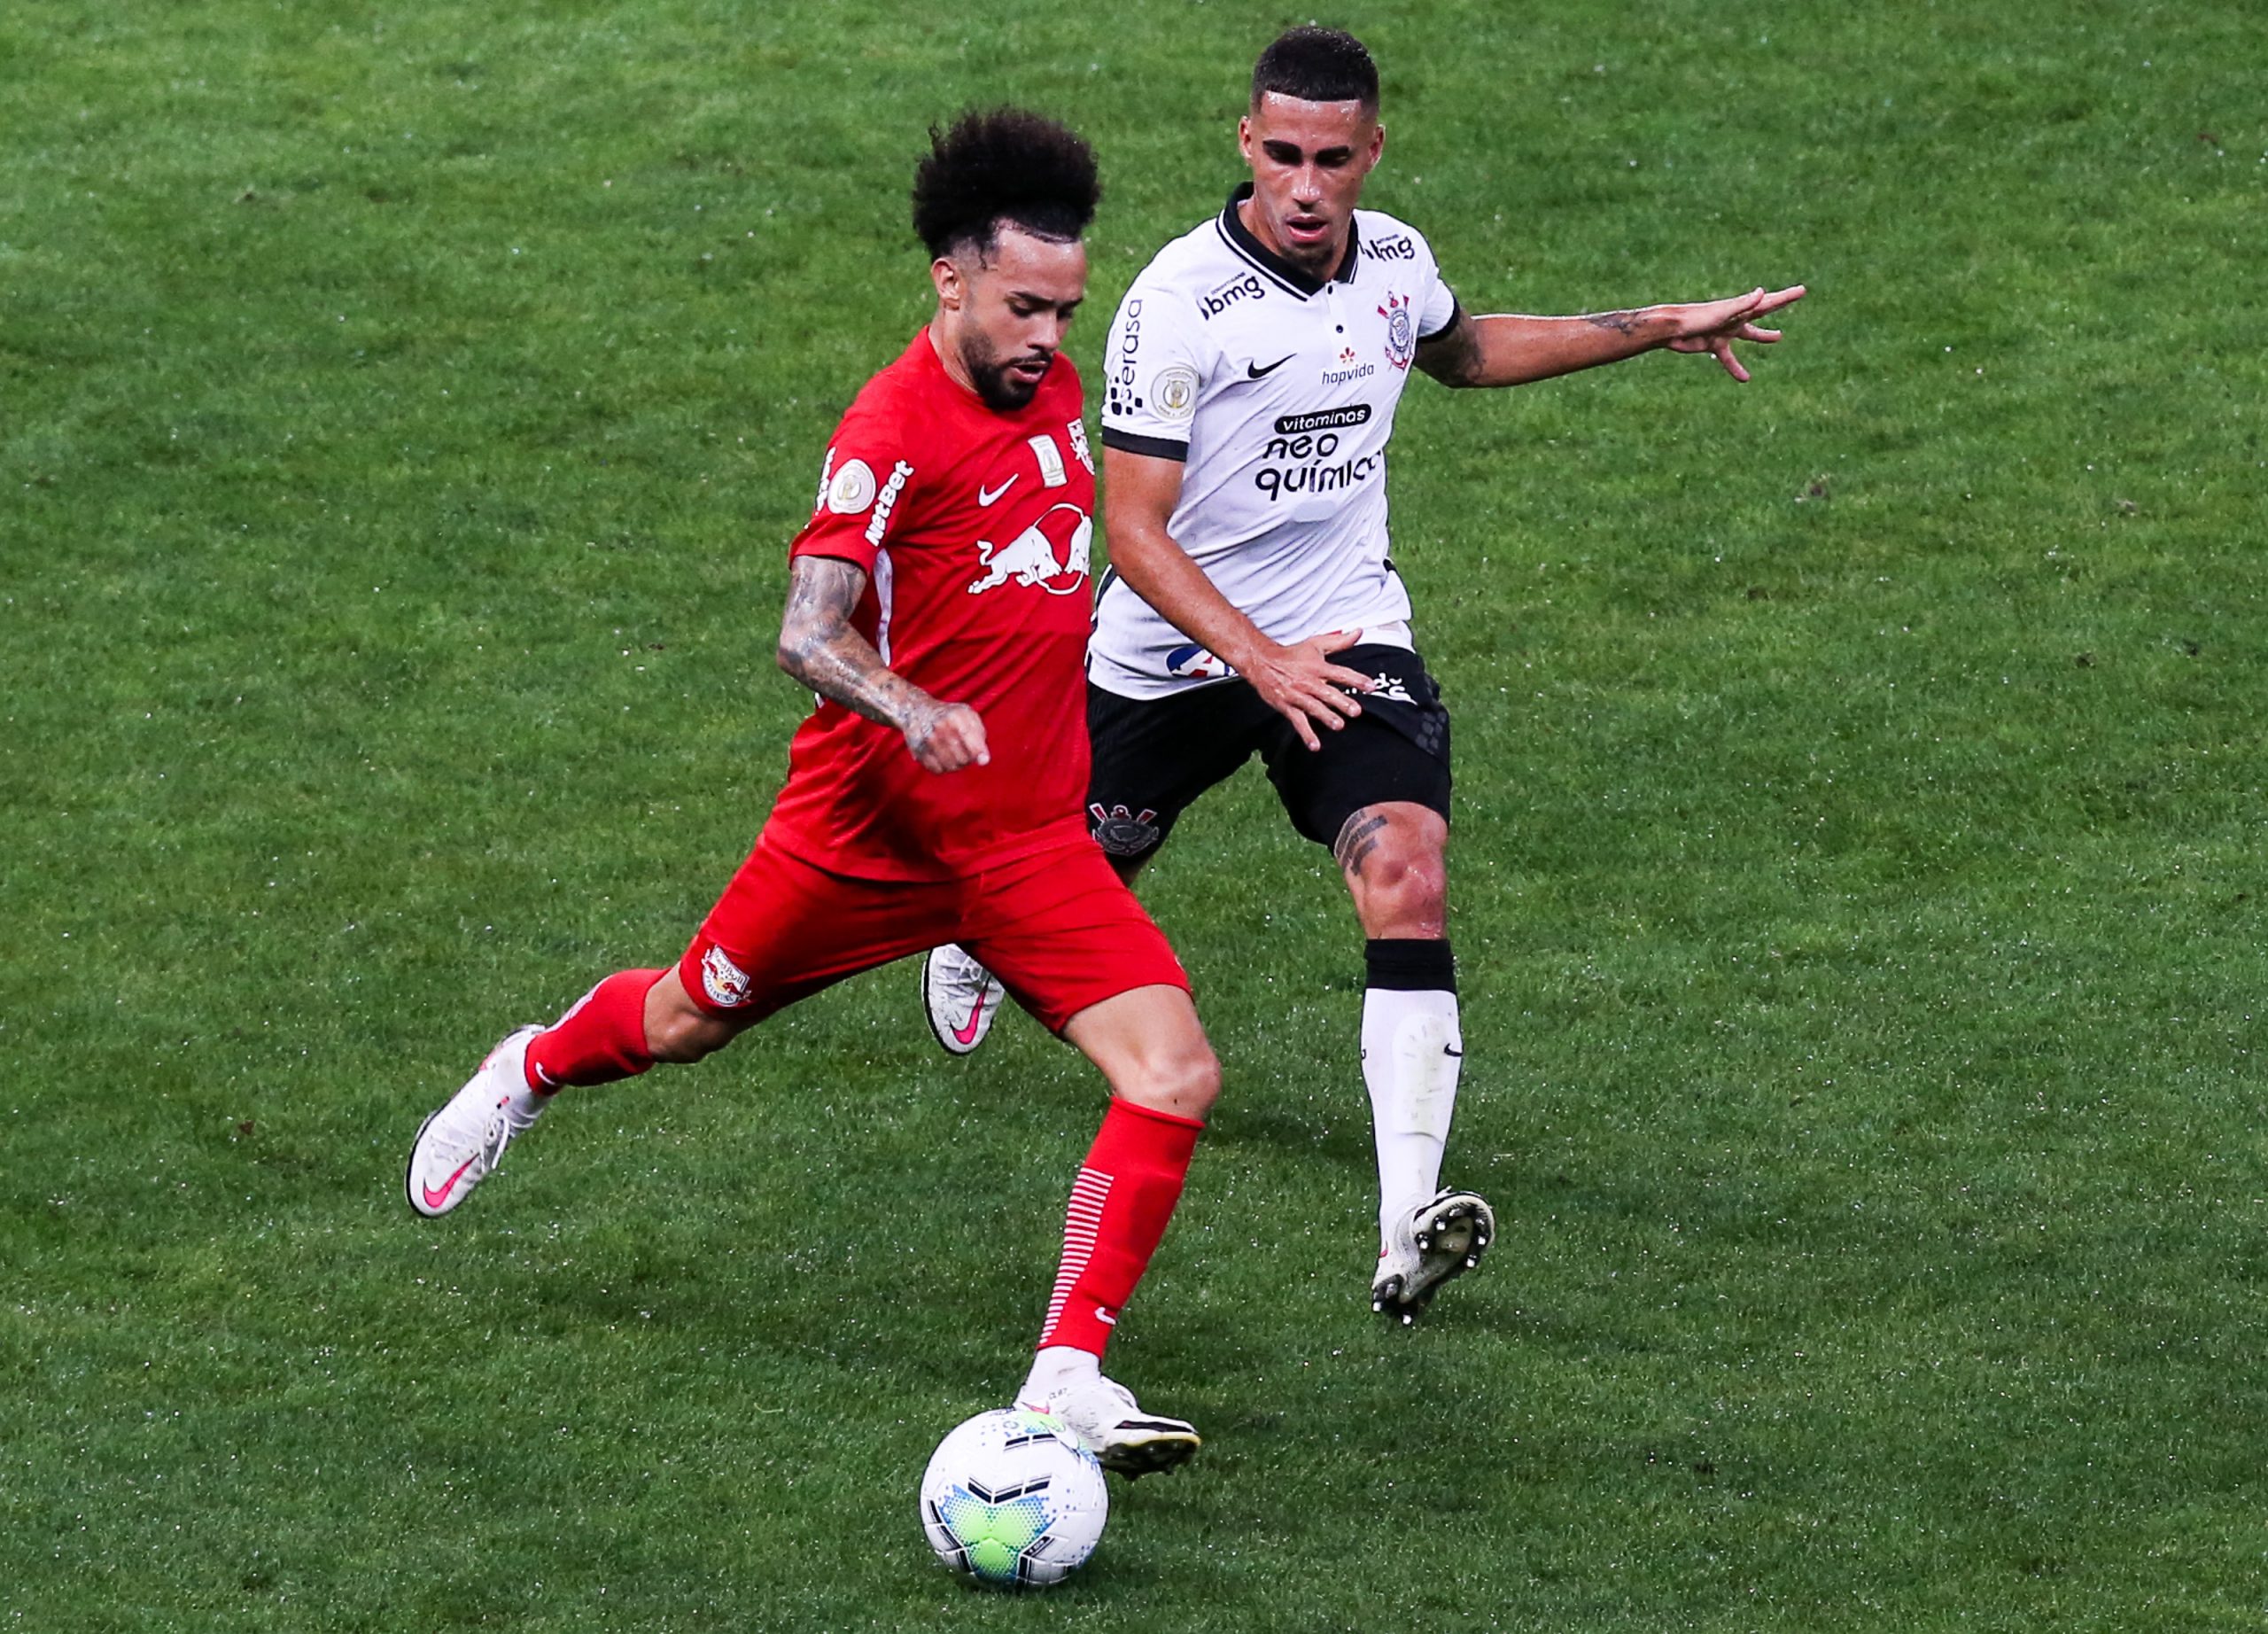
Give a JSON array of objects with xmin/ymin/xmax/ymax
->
[
  {"xmin": 1236, "ymin": 628, "xmax": 1377, "ymax": 752},
  {"xmin": 904, "ymin": 700, "xmax": 990, "ymax": 774},
  {"xmin": 1661, "ymin": 284, "xmax": 1806, "ymax": 382}
]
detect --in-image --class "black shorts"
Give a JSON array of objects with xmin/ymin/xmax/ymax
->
[{"xmin": 1084, "ymin": 642, "xmax": 1452, "ymax": 865}]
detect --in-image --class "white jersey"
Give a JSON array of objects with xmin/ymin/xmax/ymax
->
[{"xmin": 1091, "ymin": 185, "xmax": 1461, "ymax": 698}]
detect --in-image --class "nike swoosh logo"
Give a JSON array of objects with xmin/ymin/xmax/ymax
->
[
  {"xmin": 952, "ymin": 1001, "xmax": 986, "ymax": 1047},
  {"xmin": 976, "ymin": 475, "xmax": 1018, "ymax": 506},
  {"xmin": 423, "ymin": 1155, "xmax": 477, "ymax": 1210},
  {"xmin": 1247, "ymin": 355, "xmax": 1294, "ymax": 379}
]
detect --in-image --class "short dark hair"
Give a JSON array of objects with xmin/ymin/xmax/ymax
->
[
  {"xmin": 1251, "ymin": 26, "xmax": 1379, "ymax": 112},
  {"xmin": 910, "ymin": 108, "xmax": 1101, "ymax": 261}
]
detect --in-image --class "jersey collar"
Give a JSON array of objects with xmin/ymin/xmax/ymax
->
[{"xmin": 1218, "ymin": 182, "xmax": 1360, "ymax": 299}]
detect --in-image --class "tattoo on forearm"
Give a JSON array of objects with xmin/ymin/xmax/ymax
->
[
  {"xmin": 1334, "ymin": 811, "xmax": 1390, "ymax": 877},
  {"xmin": 1415, "ymin": 316, "xmax": 1484, "ymax": 387},
  {"xmin": 778, "ymin": 556, "xmax": 926, "ymax": 730},
  {"xmin": 1583, "ymin": 308, "xmax": 1645, "ymax": 337}
]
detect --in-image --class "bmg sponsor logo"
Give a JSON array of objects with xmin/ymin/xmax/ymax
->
[
  {"xmin": 1361, "ymin": 232, "xmax": 1417, "ymax": 262},
  {"xmin": 1199, "ymin": 272, "xmax": 1265, "ymax": 320}
]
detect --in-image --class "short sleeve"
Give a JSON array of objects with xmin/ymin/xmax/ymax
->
[
  {"xmin": 789, "ymin": 401, "xmax": 919, "ymax": 572},
  {"xmin": 1099, "ymin": 280, "xmax": 1203, "ymax": 463},
  {"xmin": 1418, "ymin": 273, "xmax": 1461, "ymax": 343}
]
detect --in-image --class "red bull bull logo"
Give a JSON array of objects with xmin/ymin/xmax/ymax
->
[{"xmin": 967, "ymin": 503, "xmax": 1091, "ymax": 596}]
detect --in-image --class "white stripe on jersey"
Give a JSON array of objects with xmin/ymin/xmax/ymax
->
[{"xmin": 1091, "ymin": 186, "xmax": 1459, "ymax": 698}]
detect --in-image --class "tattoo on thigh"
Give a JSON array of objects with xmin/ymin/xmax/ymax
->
[{"xmin": 1334, "ymin": 811, "xmax": 1389, "ymax": 876}]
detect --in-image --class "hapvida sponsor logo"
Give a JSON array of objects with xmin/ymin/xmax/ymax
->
[
  {"xmin": 967, "ymin": 503, "xmax": 1091, "ymax": 595},
  {"xmin": 1321, "ymin": 346, "xmax": 1377, "ymax": 386}
]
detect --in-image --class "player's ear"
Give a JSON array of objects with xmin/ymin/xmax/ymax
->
[{"xmin": 931, "ymin": 254, "xmax": 964, "ymax": 310}]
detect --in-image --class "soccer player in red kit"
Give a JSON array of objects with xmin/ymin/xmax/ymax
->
[{"xmin": 405, "ymin": 110, "xmax": 1211, "ymax": 1474}]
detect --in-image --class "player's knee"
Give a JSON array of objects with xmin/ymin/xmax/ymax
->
[
  {"xmin": 1351, "ymin": 844, "xmax": 1442, "ymax": 930},
  {"xmin": 1174, "ymin": 1041, "xmax": 1223, "ymax": 1120},
  {"xmin": 1125, "ymin": 1036, "xmax": 1220, "ymax": 1123}
]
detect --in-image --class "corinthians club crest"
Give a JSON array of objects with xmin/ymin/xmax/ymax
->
[{"xmin": 1379, "ymin": 291, "xmax": 1415, "ymax": 371}]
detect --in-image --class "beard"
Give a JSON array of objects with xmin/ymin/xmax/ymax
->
[{"xmin": 961, "ymin": 337, "xmax": 1051, "ymax": 410}]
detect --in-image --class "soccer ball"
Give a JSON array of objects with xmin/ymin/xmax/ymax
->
[{"xmin": 919, "ymin": 1407, "xmax": 1108, "ymax": 1588}]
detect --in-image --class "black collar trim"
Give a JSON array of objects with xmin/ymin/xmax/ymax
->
[{"xmin": 1216, "ymin": 183, "xmax": 1360, "ymax": 299}]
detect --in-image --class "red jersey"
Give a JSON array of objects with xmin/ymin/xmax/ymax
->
[{"xmin": 761, "ymin": 329, "xmax": 1099, "ymax": 881}]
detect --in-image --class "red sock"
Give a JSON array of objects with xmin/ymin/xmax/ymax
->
[
  {"xmin": 1037, "ymin": 1098, "xmax": 1203, "ymax": 1357},
  {"xmin": 524, "ymin": 968, "xmax": 664, "ymax": 1093}
]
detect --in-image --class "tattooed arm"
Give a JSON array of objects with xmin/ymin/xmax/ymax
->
[
  {"xmin": 1415, "ymin": 284, "xmax": 1806, "ymax": 389},
  {"xmin": 775, "ymin": 555, "xmax": 990, "ymax": 774}
]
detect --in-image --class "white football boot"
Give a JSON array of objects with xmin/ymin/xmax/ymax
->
[
  {"xmin": 1371, "ymin": 1188, "xmax": 1495, "ymax": 1325},
  {"xmin": 405, "ymin": 1025, "xmax": 546, "ymax": 1218},
  {"xmin": 1018, "ymin": 1373, "xmax": 1200, "ymax": 1479},
  {"xmin": 921, "ymin": 943, "xmax": 1005, "ymax": 1056}
]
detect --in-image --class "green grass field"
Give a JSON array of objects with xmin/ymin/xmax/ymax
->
[{"xmin": 5, "ymin": 2, "xmax": 2264, "ymax": 1629}]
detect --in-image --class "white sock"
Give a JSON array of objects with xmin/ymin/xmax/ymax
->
[
  {"xmin": 1019, "ymin": 1344, "xmax": 1099, "ymax": 1406},
  {"xmin": 1361, "ymin": 985, "xmax": 1463, "ymax": 1247},
  {"xmin": 498, "ymin": 1030, "xmax": 549, "ymax": 1125}
]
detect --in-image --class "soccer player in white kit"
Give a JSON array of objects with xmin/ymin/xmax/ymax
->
[{"xmin": 926, "ymin": 27, "xmax": 1806, "ymax": 1324}]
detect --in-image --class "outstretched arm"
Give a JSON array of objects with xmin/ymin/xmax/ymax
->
[
  {"xmin": 775, "ymin": 554, "xmax": 989, "ymax": 774},
  {"xmin": 1415, "ymin": 284, "xmax": 1806, "ymax": 388}
]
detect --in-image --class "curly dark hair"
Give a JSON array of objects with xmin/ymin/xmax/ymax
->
[
  {"xmin": 911, "ymin": 107, "xmax": 1101, "ymax": 261},
  {"xmin": 1251, "ymin": 26, "xmax": 1379, "ymax": 112}
]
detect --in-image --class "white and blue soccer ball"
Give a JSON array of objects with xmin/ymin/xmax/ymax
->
[{"xmin": 919, "ymin": 1407, "xmax": 1108, "ymax": 1588}]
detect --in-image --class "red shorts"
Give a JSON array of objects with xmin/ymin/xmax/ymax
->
[{"xmin": 678, "ymin": 833, "xmax": 1189, "ymax": 1034}]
